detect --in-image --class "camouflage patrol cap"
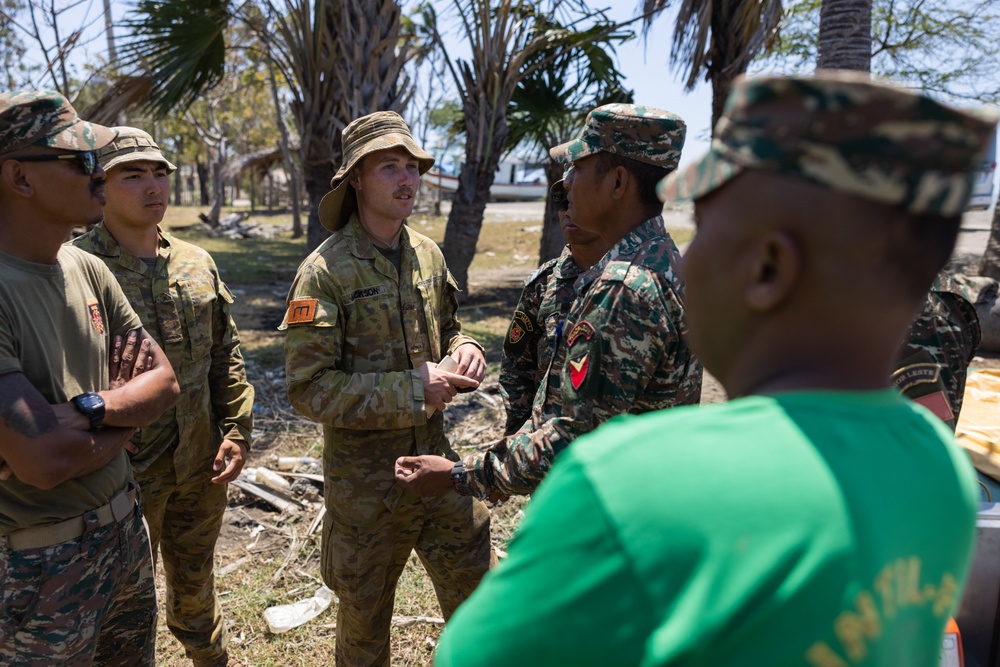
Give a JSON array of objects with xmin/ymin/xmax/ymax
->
[
  {"xmin": 658, "ymin": 72, "xmax": 1000, "ymax": 217},
  {"xmin": 319, "ymin": 111, "xmax": 435, "ymax": 231},
  {"xmin": 549, "ymin": 103, "xmax": 686, "ymax": 169},
  {"xmin": 0, "ymin": 90, "xmax": 117, "ymax": 156},
  {"xmin": 98, "ymin": 126, "xmax": 176, "ymax": 174}
]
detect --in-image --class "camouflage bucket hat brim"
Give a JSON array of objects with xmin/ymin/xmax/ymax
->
[
  {"xmin": 659, "ymin": 71, "xmax": 1000, "ymax": 217},
  {"xmin": 0, "ymin": 90, "xmax": 117, "ymax": 156},
  {"xmin": 549, "ymin": 103, "xmax": 686, "ymax": 169},
  {"xmin": 320, "ymin": 111, "xmax": 434, "ymax": 232},
  {"xmin": 98, "ymin": 126, "xmax": 177, "ymax": 174}
]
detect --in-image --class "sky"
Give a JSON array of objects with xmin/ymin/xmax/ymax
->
[{"xmin": 23, "ymin": 0, "xmax": 714, "ymax": 169}]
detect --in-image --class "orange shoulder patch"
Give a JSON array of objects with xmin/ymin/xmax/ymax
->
[{"xmin": 286, "ymin": 298, "xmax": 319, "ymax": 324}]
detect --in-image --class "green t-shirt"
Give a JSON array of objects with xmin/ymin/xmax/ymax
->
[
  {"xmin": 436, "ymin": 390, "xmax": 979, "ymax": 667},
  {"xmin": 0, "ymin": 246, "xmax": 141, "ymax": 532}
]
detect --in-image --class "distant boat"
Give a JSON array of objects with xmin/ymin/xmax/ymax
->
[{"xmin": 423, "ymin": 168, "xmax": 548, "ymax": 201}]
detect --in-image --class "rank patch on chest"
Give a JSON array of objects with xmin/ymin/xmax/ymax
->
[
  {"xmin": 87, "ymin": 299, "xmax": 105, "ymax": 336},
  {"xmin": 508, "ymin": 310, "xmax": 535, "ymax": 345},
  {"xmin": 287, "ymin": 298, "xmax": 318, "ymax": 324},
  {"xmin": 566, "ymin": 321, "xmax": 595, "ymax": 347},
  {"xmin": 569, "ymin": 354, "xmax": 589, "ymax": 390}
]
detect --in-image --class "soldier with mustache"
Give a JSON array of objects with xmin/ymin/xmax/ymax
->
[
  {"xmin": 72, "ymin": 127, "xmax": 255, "ymax": 667},
  {"xmin": 281, "ymin": 111, "xmax": 494, "ymax": 667}
]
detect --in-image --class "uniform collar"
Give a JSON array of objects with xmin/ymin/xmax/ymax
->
[
  {"xmin": 343, "ymin": 213, "xmax": 420, "ymax": 260},
  {"xmin": 575, "ymin": 215, "xmax": 667, "ymax": 291},
  {"xmin": 90, "ymin": 222, "xmax": 171, "ymax": 274}
]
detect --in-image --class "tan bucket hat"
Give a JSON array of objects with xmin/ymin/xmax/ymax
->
[
  {"xmin": 98, "ymin": 126, "xmax": 176, "ymax": 174},
  {"xmin": 319, "ymin": 111, "xmax": 435, "ymax": 231}
]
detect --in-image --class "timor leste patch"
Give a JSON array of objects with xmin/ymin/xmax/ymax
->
[
  {"xmin": 890, "ymin": 362, "xmax": 941, "ymax": 393},
  {"xmin": 506, "ymin": 310, "xmax": 536, "ymax": 351},
  {"xmin": 566, "ymin": 321, "xmax": 595, "ymax": 347},
  {"xmin": 87, "ymin": 298, "xmax": 105, "ymax": 336},
  {"xmin": 286, "ymin": 298, "xmax": 318, "ymax": 324}
]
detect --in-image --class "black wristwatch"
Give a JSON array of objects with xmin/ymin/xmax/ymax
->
[
  {"xmin": 71, "ymin": 392, "xmax": 106, "ymax": 430},
  {"xmin": 450, "ymin": 461, "xmax": 465, "ymax": 493}
]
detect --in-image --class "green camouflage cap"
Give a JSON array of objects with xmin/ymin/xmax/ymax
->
[
  {"xmin": 98, "ymin": 126, "xmax": 177, "ymax": 174},
  {"xmin": 549, "ymin": 103, "xmax": 686, "ymax": 169},
  {"xmin": 0, "ymin": 90, "xmax": 117, "ymax": 156},
  {"xmin": 658, "ymin": 72, "xmax": 1000, "ymax": 217},
  {"xmin": 319, "ymin": 111, "xmax": 434, "ymax": 231}
]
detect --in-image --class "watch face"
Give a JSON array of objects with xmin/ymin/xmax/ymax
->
[
  {"xmin": 73, "ymin": 392, "xmax": 105, "ymax": 428},
  {"xmin": 77, "ymin": 394, "xmax": 103, "ymax": 411}
]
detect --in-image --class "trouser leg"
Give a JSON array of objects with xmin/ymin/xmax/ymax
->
[
  {"xmin": 137, "ymin": 450, "xmax": 229, "ymax": 662},
  {"xmin": 414, "ymin": 492, "xmax": 495, "ymax": 619},
  {"xmin": 322, "ymin": 501, "xmax": 422, "ymax": 667}
]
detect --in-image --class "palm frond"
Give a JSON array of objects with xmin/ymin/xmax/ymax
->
[{"xmin": 120, "ymin": 0, "xmax": 233, "ymax": 118}]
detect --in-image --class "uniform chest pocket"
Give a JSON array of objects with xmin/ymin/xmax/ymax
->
[{"xmin": 178, "ymin": 279, "xmax": 218, "ymax": 360}]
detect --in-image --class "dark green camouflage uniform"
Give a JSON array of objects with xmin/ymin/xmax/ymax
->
[
  {"xmin": 282, "ymin": 214, "xmax": 493, "ymax": 667},
  {"xmin": 455, "ymin": 104, "xmax": 704, "ymax": 500},
  {"xmin": 459, "ymin": 216, "xmax": 702, "ymax": 499},
  {"xmin": 499, "ymin": 246, "xmax": 580, "ymax": 435},
  {"xmin": 895, "ymin": 271, "xmax": 981, "ymax": 429},
  {"xmin": 72, "ymin": 223, "xmax": 254, "ymax": 665}
]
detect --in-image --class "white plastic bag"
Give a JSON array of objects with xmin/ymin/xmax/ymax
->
[{"xmin": 264, "ymin": 585, "xmax": 336, "ymax": 634}]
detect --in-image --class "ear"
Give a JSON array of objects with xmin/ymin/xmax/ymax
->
[
  {"xmin": 609, "ymin": 165, "xmax": 630, "ymax": 201},
  {"xmin": 745, "ymin": 231, "xmax": 800, "ymax": 312},
  {"xmin": 348, "ymin": 171, "xmax": 360, "ymax": 190},
  {"xmin": 0, "ymin": 160, "xmax": 35, "ymax": 198}
]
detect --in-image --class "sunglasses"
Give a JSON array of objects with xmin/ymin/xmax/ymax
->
[
  {"xmin": 12, "ymin": 150, "xmax": 100, "ymax": 175},
  {"xmin": 552, "ymin": 188, "xmax": 569, "ymax": 212}
]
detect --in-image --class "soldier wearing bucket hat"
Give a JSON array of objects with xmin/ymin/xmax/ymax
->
[
  {"xmin": 0, "ymin": 93, "xmax": 180, "ymax": 664},
  {"xmin": 72, "ymin": 126, "xmax": 254, "ymax": 667},
  {"xmin": 282, "ymin": 110, "xmax": 494, "ymax": 666},
  {"xmin": 397, "ymin": 103, "xmax": 702, "ymax": 503},
  {"xmin": 434, "ymin": 73, "xmax": 996, "ymax": 667},
  {"xmin": 497, "ymin": 166, "xmax": 611, "ymax": 436}
]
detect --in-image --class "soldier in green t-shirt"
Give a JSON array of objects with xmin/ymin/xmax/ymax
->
[
  {"xmin": 435, "ymin": 72, "xmax": 994, "ymax": 667},
  {"xmin": 0, "ymin": 92, "xmax": 179, "ymax": 665}
]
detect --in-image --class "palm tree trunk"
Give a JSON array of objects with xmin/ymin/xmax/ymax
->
[
  {"xmin": 979, "ymin": 205, "xmax": 1000, "ymax": 279},
  {"xmin": 303, "ymin": 149, "xmax": 338, "ymax": 251},
  {"xmin": 538, "ymin": 162, "xmax": 567, "ymax": 264},
  {"xmin": 442, "ymin": 159, "xmax": 494, "ymax": 294},
  {"xmin": 817, "ymin": 0, "xmax": 872, "ymax": 71}
]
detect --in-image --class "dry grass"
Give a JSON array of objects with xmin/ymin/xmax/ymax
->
[{"xmin": 150, "ymin": 203, "xmax": 692, "ymax": 666}]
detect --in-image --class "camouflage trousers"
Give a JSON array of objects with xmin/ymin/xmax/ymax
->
[
  {"xmin": 0, "ymin": 496, "xmax": 156, "ymax": 666},
  {"xmin": 322, "ymin": 488, "xmax": 495, "ymax": 667},
  {"xmin": 138, "ymin": 447, "xmax": 229, "ymax": 664}
]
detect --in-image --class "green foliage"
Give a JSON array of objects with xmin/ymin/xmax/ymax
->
[
  {"xmin": 506, "ymin": 17, "xmax": 634, "ymax": 159},
  {"xmin": 121, "ymin": 0, "xmax": 232, "ymax": 117},
  {"xmin": 765, "ymin": 0, "xmax": 1000, "ymax": 103}
]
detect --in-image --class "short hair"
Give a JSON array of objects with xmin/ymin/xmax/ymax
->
[
  {"xmin": 594, "ymin": 152, "xmax": 670, "ymax": 211},
  {"xmin": 883, "ymin": 211, "xmax": 961, "ymax": 297}
]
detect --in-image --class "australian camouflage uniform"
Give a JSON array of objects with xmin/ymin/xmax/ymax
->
[
  {"xmin": 72, "ymin": 223, "xmax": 254, "ymax": 664},
  {"xmin": 453, "ymin": 103, "xmax": 704, "ymax": 501},
  {"xmin": 499, "ymin": 246, "xmax": 581, "ymax": 436},
  {"xmin": 895, "ymin": 271, "xmax": 982, "ymax": 429},
  {"xmin": 281, "ymin": 213, "xmax": 494, "ymax": 667}
]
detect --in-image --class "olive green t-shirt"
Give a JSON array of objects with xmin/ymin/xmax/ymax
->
[
  {"xmin": 437, "ymin": 391, "xmax": 979, "ymax": 667},
  {"xmin": 0, "ymin": 246, "xmax": 141, "ymax": 533}
]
